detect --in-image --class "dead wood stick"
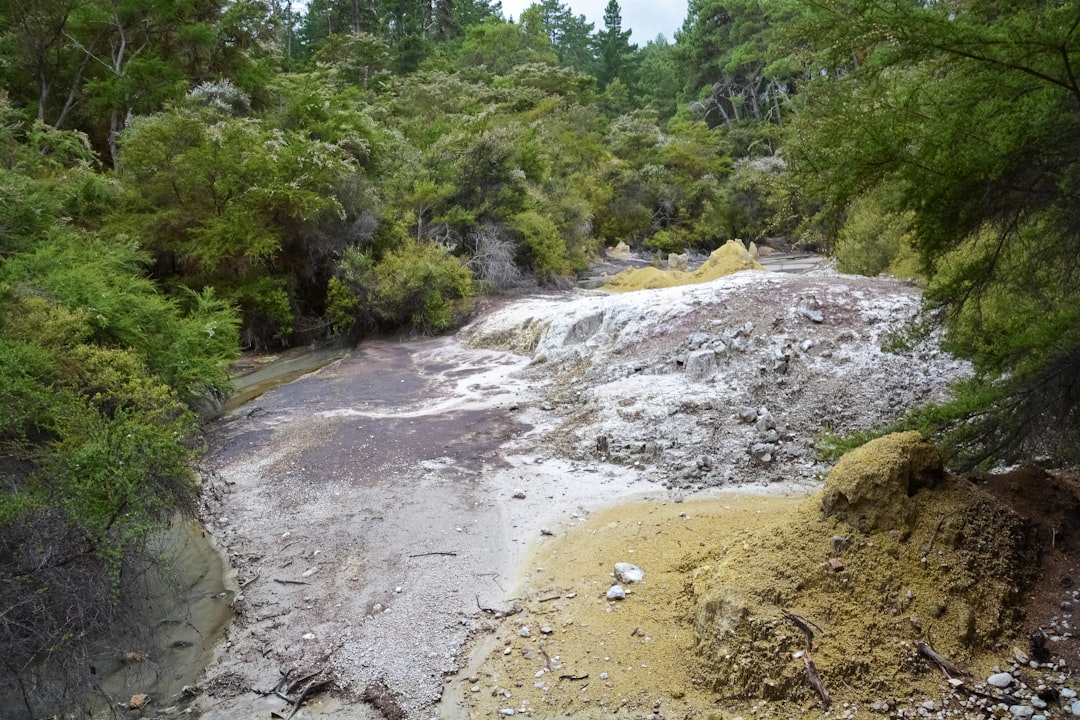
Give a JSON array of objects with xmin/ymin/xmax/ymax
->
[
  {"xmin": 273, "ymin": 578, "xmax": 310, "ymax": 585},
  {"xmin": 802, "ymin": 652, "xmax": 831, "ymax": 710},
  {"xmin": 782, "ymin": 610, "xmax": 822, "ymax": 651},
  {"xmin": 285, "ymin": 669, "xmax": 322, "ymax": 696},
  {"xmin": 922, "ymin": 516, "xmax": 946, "ymax": 560},
  {"xmin": 559, "ymin": 674, "xmax": 589, "ymax": 681},
  {"xmin": 239, "ymin": 571, "xmax": 260, "ymax": 589},
  {"xmin": 915, "ymin": 640, "xmax": 966, "ymax": 677},
  {"xmin": 408, "ymin": 551, "xmax": 458, "ymax": 558},
  {"xmin": 285, "ymin": 678, "xmax": 331, "ymax": 720}
]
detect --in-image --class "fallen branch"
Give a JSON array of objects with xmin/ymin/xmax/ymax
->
[
  {"xmin": 559, "ymin": 674, "xmax": 589, "ymax": 681},
  {"xmin": 273, "ymin": 578, "xmax": 310, "ymax": 585},
  {"xmin": 802, "ymin": 652, "xmax": 831, "ymax": 710},
  {"xmin": 921, "ymin": 516, "xmax": 946, "ymax": 560},
  {"xmin": 915, "ymin": 640, "xmax": 966, "ymax": 677},
  {"xmin": 407, "ymin": 551, "xmax": 458, "ymax": 558},
  {"xmin": 782, "ymin": 610, "xmax": 823, "ymax": 651},
  {"xmin": 239, "ymin": 571, "xmax": 260, "ymax": 589},
  {"xmin": 286, "ymin": 678, "xmax": 331, "ymax": 720}
]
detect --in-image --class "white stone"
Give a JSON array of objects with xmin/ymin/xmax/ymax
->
[
  {"xmin": 606, "ymin": 585, "xmax": 627, "ymax": 600},
  {"xmin": 1009, "ymin": 706, "xmax": 1034, "ymax": 718},
  {"xmin": 987, "ymin": 672, "xmax": 1014, "ymax": 688},
  {"xmin": 614, "ymin": 562, "xmax": 644, "ymax": 584}
]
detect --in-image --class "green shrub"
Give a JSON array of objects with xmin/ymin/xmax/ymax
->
[
  {"xmin": 513, "ymin": 210, "xmax": 572, "ymax": 280},
  {"xmin": 337, "ymin": 239, "xmax": 474, "ymax": 333}
]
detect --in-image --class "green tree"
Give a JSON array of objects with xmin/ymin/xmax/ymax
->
[
  {"xmin": 534, "ymin": 0, "xmax": 595, "ymax": 72},
  {"xmin": 593, "ymin": 0, "xmax": 636, "ymax": 91},
  {"xmin": 637, "ymin": 36, "xmax": 681, "ymax": 120},
  {"xmin": 112, "ymin": 106, "xmax": 359, "ymax": 346},
  {"xmin": 788, "ymin": 0, "xmax": 1080, "ymax": 466}
]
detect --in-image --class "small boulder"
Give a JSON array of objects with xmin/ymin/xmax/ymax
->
[
  {"xmin": 685, "ymin": 349, "xmax": 717, "ymax": 381},
  {"xmin": 128, "ymin": 694, "xmax": 149, "ymax": 710},
  {"xmin": 606, "ymin": 585, "xmax": 627, "ymax": 600},
  {"xmin": 987, "ymin": 672, "xmax": 1014, "ymax": 688}
]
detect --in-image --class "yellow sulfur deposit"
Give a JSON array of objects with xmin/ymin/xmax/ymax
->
[{"xmin": 602, "ymin": 240, "xmax": 764, "ymax": 292}]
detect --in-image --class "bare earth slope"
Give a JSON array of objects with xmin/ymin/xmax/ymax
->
[{"xmin": 192, "ymin": 269, "xmax": 971, "ymax": 719}]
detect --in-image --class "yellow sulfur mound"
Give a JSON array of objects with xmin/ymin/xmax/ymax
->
[{"xmin": 603, "ymin": 240, "xmax": 765, "ymax": 292}]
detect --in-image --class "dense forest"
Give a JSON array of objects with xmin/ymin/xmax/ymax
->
[{"xmin": 1, "ymin": 0, "xmax": 1078, "ymax": 713}]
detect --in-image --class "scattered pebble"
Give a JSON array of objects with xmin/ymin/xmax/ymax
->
[{"xmin": 607, "ymin": 585, "xmax": 627, "ymax": 600}]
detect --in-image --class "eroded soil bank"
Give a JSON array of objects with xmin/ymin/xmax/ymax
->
[{"xmin": 169, "ymin": 268, "xmax": 1076, "ymax": 720}]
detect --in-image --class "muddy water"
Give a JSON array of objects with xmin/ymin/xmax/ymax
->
[
  {"xmin": 90, "ymin": 517, "xmax": 232, "ymax": 713},
  {"xmin": 225, "ymin": 345, "xmax": 350, "ymax": 412}
]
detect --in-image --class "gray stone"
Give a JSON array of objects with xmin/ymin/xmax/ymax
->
[
  {"xmin": 606, "ymin": 585, "xmax": 627, "ymax": 600},
  {"xmin": 738, "ymin": 407, "xmax": 758, "ymax": 423},
  {"xmin": 1010, "ymin": 706, "xmax": 1034, "ymax": 718},
  {"xmin": 1072, "ymin": 700, "xmax": 1080, "ymax": 717},
  {"xmin": 687, "ymin": 332, "xmax": 710, "ymax": 349},
  {"xmin": 750, "ymin": 443, "xmax": 776, "ymax": 464},
  {"xmin": 800, "ymin": 307, "xmax": 824, "ymax": 323},
  {"xmin": 685, "ymin": 349, "xmax": 717, "ymax": 381},
  {"xmin": 755, "ymin": 410, "xmax": 776, "ymax": 431},
  {"xmin": 987, "ymin": 672, "xmax": 1014, "ymax": 688},
  {"xmin": 614, "ymin": 562, "xmax": 645, "ymax": 584}
]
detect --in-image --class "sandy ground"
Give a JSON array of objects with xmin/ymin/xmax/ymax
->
[{"xmin": 191, "ymin": 269, "xmax": 969, "ymax": 719}]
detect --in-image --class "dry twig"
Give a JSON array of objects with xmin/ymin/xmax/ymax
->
[
  {"xmin": 802, "ymin": 652, "xmax": 831, "ymax": 710},
  {"xmin": 915, "ymin": 640, "xmax": 966, "ymax": 677}
]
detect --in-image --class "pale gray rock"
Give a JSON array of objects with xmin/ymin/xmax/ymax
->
[{"xmin": 614, "ymin": 562, "xmax": 644, "ymax": 584}]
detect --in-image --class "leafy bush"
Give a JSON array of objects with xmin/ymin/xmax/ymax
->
[
  {"xmin": 513, "ymin": 210, "xmax": 572, "ymax": 280},
  {"xmin": 336, "ymin": 238, "xmax": 475, "ymax": 333}
]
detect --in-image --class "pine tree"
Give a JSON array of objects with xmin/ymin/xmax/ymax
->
[{"xmin": 594, "ymin": 0, "xmax": 635, "ymax": 90}]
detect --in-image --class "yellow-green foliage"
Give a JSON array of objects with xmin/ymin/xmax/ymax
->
[
  {"xmin": 835, "ymin": 193, "xmax": 917, "ymax": 277},
  {"xmin": 513, "ymin": 210, "xmax": 572, "ymax": 279}
]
